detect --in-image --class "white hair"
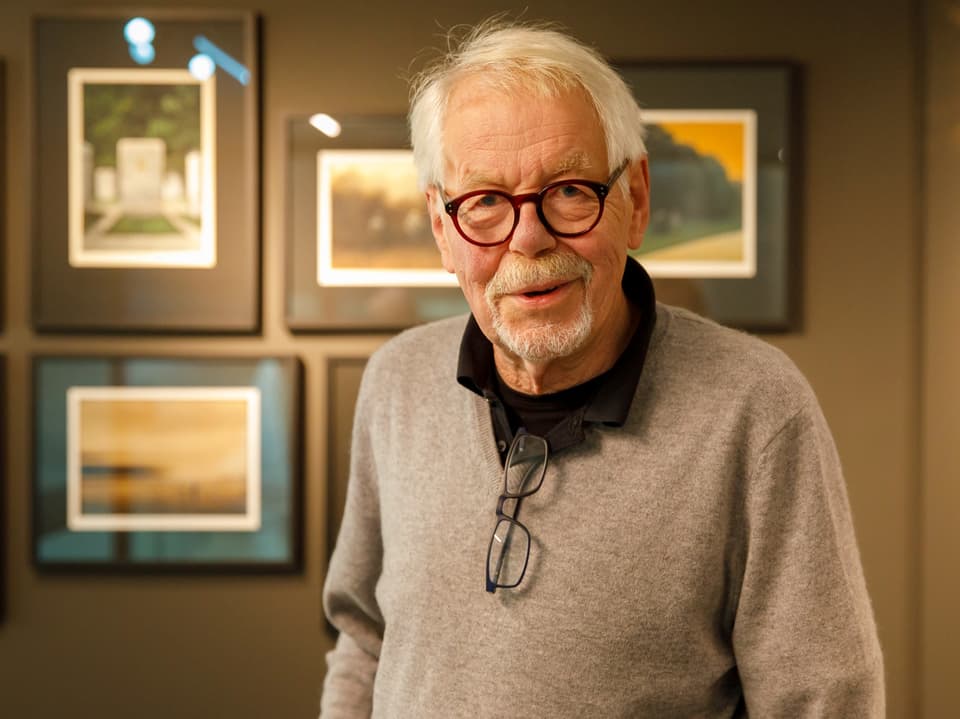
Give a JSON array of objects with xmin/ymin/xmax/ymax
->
[{"xmin": 408, "ymin": 19, "xmax": 647, "ymax": 192}]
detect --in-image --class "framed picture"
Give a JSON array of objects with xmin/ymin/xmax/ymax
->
[
  {"xmin": 323, "ymin": 354, "xmax": 368, "ymax": 634},
  {"xmin": 33, "ymin": 355, "xmax": 303, "ymax": 572},
  {"xmin": 286, "ymin": 115, "xmax": 468, "ymax": 331},
  {"xmin": 617, "ymin": 62, "xmax": 802, "ymax": 331},
  {"xmin": 324, "ymin": 356, "xmax": 368, "ymax": 563},
  {"xmin": 0, "ymin": 358, "xmax": 6, "ymax": 623},
  {"xmin": 0, "ymin": 58, "xmax": 6, "ymax": 332},
  {"xmin": 33, "ymin": 11, "xmax": 260, "ymax": 332}
]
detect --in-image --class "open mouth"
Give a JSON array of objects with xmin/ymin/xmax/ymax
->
[
  {"xmin": 523, "ymin": 286, "xmax": 560, "ymax": 298},
  {"xmin": 515, "ymin": 278, "xmax": 573, "ymax": 299}
]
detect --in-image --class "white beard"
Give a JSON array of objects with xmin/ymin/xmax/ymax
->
[
  {"xmin": 492, "ymin": 303, "xmax": 594, "ymax": 362},
  {"xmin": 485, "ymin": 252, "xmax": 594, "ymax": 362}
]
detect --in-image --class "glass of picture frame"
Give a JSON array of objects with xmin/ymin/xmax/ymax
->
[
  {"xmin": 324, "ymin": 355, "xmax": 368, "ymax": 563},
  {"xmin": 0, "ymin": 58, "xmax": 6, "ymax": 332},
  {"xmin": 616, "ymin": 61, "xmax": 802, "ymax": 331},
  {"xmin": 286, "ymin": 114, "xmax": 469, "ymax": 331},
  {"xmin": 0, "ymin": 357, "xmax": 6, "ymax": 623},
  {"xmin": 32, "ymin": 10, "xmax": 261, "ymax": 333},
  {"xmin": 32, "ymin": 355, "xmax": 302, "ymax": 572},
  {"xmin": 323, "ymin": 353, "xmax": 368, "ymax": 635}
]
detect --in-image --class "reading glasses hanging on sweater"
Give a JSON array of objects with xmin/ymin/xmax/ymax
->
[{"xmin": 485, "ymin": 431, "xmax": 549, "ymax": 593}]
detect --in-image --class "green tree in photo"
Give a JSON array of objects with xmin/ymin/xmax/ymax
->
[
  {"xmin": 642, "ymin": 124, "xmax": 742, "ymax": 253},
  {"xmin": 84, "ymin": 83, "xmax": 201, "ymax": 172}
]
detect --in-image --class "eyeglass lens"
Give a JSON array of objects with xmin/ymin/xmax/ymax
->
[
  {"xmin": 504, "ymin": 433, "xmax": 548, "ymax": 496},
  {"xmin": 457, "ymin": 182, "xmax": 603, "ymax": 245},
  {"xmin": 488, "ymin": 518, "xmax": 530, "ymax": 589}
]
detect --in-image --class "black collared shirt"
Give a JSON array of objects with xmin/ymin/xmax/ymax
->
[{"xmin": 456, "ymin": 257, "xmax": 657, "ymax": 455}]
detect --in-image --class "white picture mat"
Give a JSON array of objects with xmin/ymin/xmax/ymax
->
[
  {"xmin": 66, "ymin": 386, "xmax": 261, "ymax": 531},
  {"xmin": 67, "ymin": 67, "xmax": 217, "ymax": 268}
]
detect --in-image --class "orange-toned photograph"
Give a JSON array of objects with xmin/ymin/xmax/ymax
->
[
  {"xmin": 316, "ymin": 149, "xmax": 456, "ymax": 287},
  {"xmin": 634, "ymin": 109, "xmax": 757, "ymax": 278},
  {"xmin": 66, "ymin": 386, "xmax": 261, "ymax": 532}
]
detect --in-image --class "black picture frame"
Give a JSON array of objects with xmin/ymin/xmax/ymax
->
[
  {"xmin": 323, "ymin": 354, "xmax": 368, "ymax": 635},
  {"xmin": 0, "ymin": 58, "xmax": 6, "ymax": 333},
  {"xmin": 32, "ymin": 355, "xmax": 303, "ymax": 573},
  {"xmin": 32, "ymin": 10, "xmax": 261, "ymax": 333},
  {"xmin": 286, "ymin": 114, "xmax": 468, "ymax": 331},
  {"xmin": 616, "ymin": 61, "xmax": 803, "ymax": 332},
  {"xmin": 324, "ymin": 355, "xmax": 368, "ymax": 563},
  {"xmin": 0, "ymin": 357, "xmax": 6, "ymax": 624}
]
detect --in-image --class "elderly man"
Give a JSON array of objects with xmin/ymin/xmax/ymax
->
[{"xmin": 321, "ymin": 20, "xmax": 884, "ymax": 718}]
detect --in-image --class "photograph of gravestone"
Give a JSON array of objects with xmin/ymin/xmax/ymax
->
[
  {"xmin": 316, "ymin": 149, "xmax": 456, "ymax": 287},
  {"xmin": 633, "ymin": 109, "xmax": 757, "ymax": 278},
  {"xmin": 67, "ymin": 68, "xmax": 216, "ymax": 268}
]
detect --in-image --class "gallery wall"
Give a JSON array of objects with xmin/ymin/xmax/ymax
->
[
  {"xmin": 922, "ymin": 1, "xmax": 960, "ymax": 714},
  {"xmin": 0, "ymin": 0, "xmax": 937, "ymax": 717}
]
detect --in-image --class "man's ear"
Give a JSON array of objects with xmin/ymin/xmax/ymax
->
[
  {"xmin": 426, "ymin": 186, "xmax": 456, "ymax": 273},
  {"xmin": 627, "ymin": 156, "xmax": 651, "ymax": 251}
]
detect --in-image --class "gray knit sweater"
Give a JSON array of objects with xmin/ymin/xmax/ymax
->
[{"xmin": 321, "ymin": 303, "xmax": 884, "ymax": 718}]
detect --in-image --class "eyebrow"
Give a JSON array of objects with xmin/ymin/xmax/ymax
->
[
  {"xmin": 454, "ymin": 152, "xmax": 595, "ymax": 191},
  {"xmin": 552, "ymin": 152, "xmax": 592, "ymax": 176}
]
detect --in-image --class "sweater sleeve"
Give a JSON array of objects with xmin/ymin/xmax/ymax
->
[
  {"xmin": 320, "ymin": 366, "xmax": 386, "ymax": 718},
  {"xmin": 732, "ymin": 399, "xmax": 885, "ymax": 717}
]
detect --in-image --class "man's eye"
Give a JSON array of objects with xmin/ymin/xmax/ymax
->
[
  {"xmin": 462, "ymin": 193, "xmax": 506, "ymax": 213},
  {"xmin": 558, "ymin": 184, "xmax": 587, "ymax": 198}
]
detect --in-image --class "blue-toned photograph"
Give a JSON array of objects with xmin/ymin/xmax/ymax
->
[{"xmin": 33, "ymin": 355, "xmax": 302, "ymax": 572}]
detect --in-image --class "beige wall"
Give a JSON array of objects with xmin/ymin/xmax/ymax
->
[{"xmin": 0, "ymin": 0, "xmax": 931, "ymax": 716}]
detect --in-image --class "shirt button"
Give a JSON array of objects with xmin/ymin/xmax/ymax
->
[{"xmin": 497, "ymin": 440, "xmax": 508, "ymax": 453}]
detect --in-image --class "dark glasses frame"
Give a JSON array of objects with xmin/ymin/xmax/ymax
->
[
  {"xmin": 485, "ymin": 431, "xmax": 549, "ymax": 593},
  {"xmin": 444, "ymin": 160, "xmax": 629, "ymax": 247}
]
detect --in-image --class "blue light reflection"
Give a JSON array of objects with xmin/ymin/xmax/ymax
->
[
  {"xmin": 188, "ymin": 54, "xmax": 216, "ymax": 81},
  {"xmin": 123, "ymin": 17, "xmax": 155, "ymax": 45},
  {"xmin": 128, "ymin": 42, "xmax": 156, "ymax": 65},
  {"xmin": 193, "ymin": 35, "xmax": 250, "ymax": 85}
]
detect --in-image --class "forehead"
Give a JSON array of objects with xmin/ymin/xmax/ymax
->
[{"xmin": 441, "ymin": 76, "xmax": 608, "ymax": 188}]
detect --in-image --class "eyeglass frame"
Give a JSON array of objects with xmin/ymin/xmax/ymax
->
[
  {"xmin": 442, "ymin": 160, "xmax": 630, "ymax": 247},
  {"xmin": 485, "ymin": 430, "xmax": 550, "ymax": 593}
]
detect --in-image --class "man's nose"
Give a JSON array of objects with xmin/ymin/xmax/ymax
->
[{"xmin": 508, "ymin": 199, "xmax": 556, "ymax": 257}]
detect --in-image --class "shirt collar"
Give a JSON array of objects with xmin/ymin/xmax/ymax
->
[{"xmin": 456, "ymin": 257, "xmax": 657, "ymax": 428}]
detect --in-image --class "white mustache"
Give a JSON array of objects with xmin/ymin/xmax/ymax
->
[{"xmin": 485, "ymin": 253, "xmax": 593, "ymax": 300}]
